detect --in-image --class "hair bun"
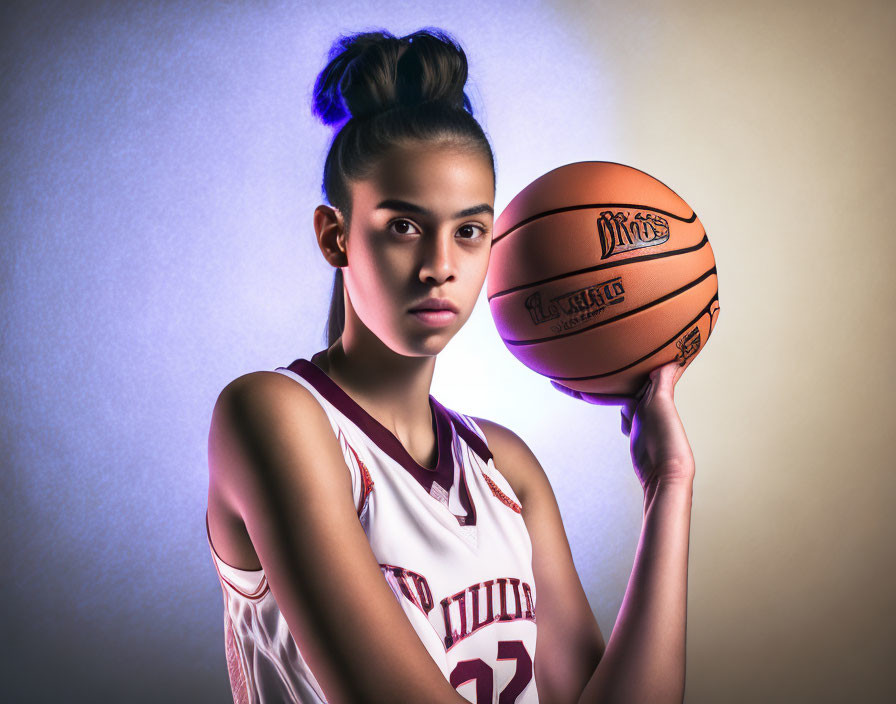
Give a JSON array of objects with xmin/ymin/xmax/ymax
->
[{"xmin": 312, "ymin": 28, "xmax": 471, "ymax": 128}]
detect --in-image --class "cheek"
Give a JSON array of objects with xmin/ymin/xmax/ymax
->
[
  {"xmin": 345, "ymin": 241, "xmax": 405, "ymax": 313},
  {"xmin": 477, "ymin": 248, "xmax": 492, "ymax": 279},
  {"xmin": 464, "ymin": 248, "xmax": 491, "ymax": 293}
]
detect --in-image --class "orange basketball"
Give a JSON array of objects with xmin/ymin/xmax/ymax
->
[{"xmin": 487, "ymin": 161, "xmax": 721, "ymax": 396}]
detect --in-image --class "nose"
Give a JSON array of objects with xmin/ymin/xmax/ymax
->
[{"xmin": 418, "ymin": 228, "xmax": 457, "ymax": 285}]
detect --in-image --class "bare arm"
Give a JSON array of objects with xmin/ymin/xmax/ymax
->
[
  {"xmin": 208, "ymin": 371, "xmax": 468, "ymax": 704},
  {"xmin": 577, "ymin": 476, "xmax": 693, "ymax": 704},
  {"xmin": 472, "ymin": 416, "xmax": 692, "ymax": 704},
  {"xmin": 472, "ymin": 416, "xmax": 607, "ymax": 704},
  {"xmin": 549, "ymin": 359, "xmax": 697, "ymax": 703}
]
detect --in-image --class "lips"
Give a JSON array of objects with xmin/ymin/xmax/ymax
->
[
  {"xmin": 408, "ymin": 298, "xmax": 459, "ymax": 313},
  {"xmin": 409, "ymin": 308, "xmax": 458, "ymax": 328}
]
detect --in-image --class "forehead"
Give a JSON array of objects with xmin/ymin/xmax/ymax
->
[{"xmin": 351, "ymin": 142, "xmax": 494, "ymax": 217}]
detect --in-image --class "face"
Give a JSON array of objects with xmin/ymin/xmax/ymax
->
[{"xmin": 341, "ymin": 140, "xmax": 495, "ymax": 357}]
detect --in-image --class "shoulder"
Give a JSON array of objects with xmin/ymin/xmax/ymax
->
[
  {"xmin": 209, "ymin": 370, "xmax": 341, "ymax": 502},
  {"xmin": 212, "ymin": 370, "xmax": 327, "ymax": 438},
  {"xmin": 468, "ymin": 416, "xmax": 551, "ymax": 508},
  {"xmin": 207, "ymin": 370, "xmax": 346, "ymax": 569},
  {"xmin": 217, "ymin": 369, "xmax": 317, "ymax": 408}
]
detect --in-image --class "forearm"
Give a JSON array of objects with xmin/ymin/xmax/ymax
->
[{"xmin": 578, "ymin": 476, "xmax": 694, "ymax": 704}]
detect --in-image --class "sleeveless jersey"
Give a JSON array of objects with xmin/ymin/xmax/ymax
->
[{"xmin": 207, "ymin": 352, "xmax": 539, "ymax": 703}]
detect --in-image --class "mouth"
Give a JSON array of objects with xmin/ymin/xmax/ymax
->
[
  {"xmin": 408, "ymin": 309, "xmax": 458, "ymax": 327},
  {"xmin": 408, "ymin": 298, "xmax": 459, "ymax": 314}
]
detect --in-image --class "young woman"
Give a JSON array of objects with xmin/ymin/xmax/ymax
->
[{"xmin": 206, "ymin": 28, "xmax": 695, "ymax": 704}]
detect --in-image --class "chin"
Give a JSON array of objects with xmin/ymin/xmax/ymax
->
[{"xmin": 400, "ymin": 336, "xmax": 453, "ymax": 358}]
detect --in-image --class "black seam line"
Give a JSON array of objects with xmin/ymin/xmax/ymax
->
[
  {"xmin": 505, "ymin": 265, "xmax": 717, "ymax": 347},
  {"xmin": 549, "ymin": 292, "xmax": 720, "ymax": 382},
  {"xmin": 492, "ymin": 203, "xmax": 697, "ymax": 245},
  {"xmin": 488, "ymin": 232, "xmax": 709, "ymax": 301}
]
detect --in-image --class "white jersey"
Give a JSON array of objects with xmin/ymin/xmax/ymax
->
[{"xmin": 207, "ymin": 352, "xmax": 539, "ymax": 703}]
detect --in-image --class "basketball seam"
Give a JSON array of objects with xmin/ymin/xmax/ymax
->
[
  {"xmin": 548, "ymin": 292, "xmax": 720, "ymax": 382},
  {"xmin": 504, "ymin": 266, "xmax": 718, "ymax": 346},
  {"xmin": 492, "ymin": 202, "xmax": 697, "ymax": 244},
  {"xmin": 488, "ymin": 232, "xmax": 710, "ymax": 301}
]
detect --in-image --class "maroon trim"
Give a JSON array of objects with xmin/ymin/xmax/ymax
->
[
  {"xmin": 455, "ymin": 443, "xmax": 477, "ymax": 527},
  {"xmin": 285, "ymin": 357, "xmax": 452, "ymax": 476},
  {"xmin": 342, "ymin": 434, "xmax": 375, "ymax": 516},
  {"xmin": 280, "ymin": 353, "xmax": 481, "ymax": 526},
  {"xmin": 441, "ymin": 407, "xmax": 493, "ymax": 465}
]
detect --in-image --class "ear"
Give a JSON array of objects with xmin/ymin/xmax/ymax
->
[{"xmin": 313, "ymin": 204, "xmax": 348, "ymax": 267}]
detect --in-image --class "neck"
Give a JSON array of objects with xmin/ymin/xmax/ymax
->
[{"xmin": 315, "ymin": 326, "xmax": 438, "ymax": 456}]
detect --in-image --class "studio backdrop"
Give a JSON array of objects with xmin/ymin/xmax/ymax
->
[{"xmin": 2, "ymin": 1, "xmax": 893, "ymax": 702}]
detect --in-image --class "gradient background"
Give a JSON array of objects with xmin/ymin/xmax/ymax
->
[{"xmin": 2, "ymin": 1, "xmax": 893, "ymax": 702}]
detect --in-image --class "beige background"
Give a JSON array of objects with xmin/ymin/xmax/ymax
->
[{"xmin": 536, "ymin": 1, "xmax": 894, "ymax": 701}]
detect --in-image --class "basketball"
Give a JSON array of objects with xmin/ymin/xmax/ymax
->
[{"xmin": 487, "ymin": 161, "xmax": 721, "ymax": 397}]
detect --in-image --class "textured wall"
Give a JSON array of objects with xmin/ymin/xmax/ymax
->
[{"xmin": 2, "ymin": 0, "xmax": 892, "ymax": 702}]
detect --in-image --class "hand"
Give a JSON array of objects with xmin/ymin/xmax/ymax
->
[{"xmin": 550, "ymin": 360, "xmax": 695, "ymax": 490}]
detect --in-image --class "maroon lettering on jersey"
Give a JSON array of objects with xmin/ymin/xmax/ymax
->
[
  {"xmin": 471, "ymin": 579, "xmax": 497, "ymax": 631},
  {"xmin": 379, "ymin": 564, "xmax": 434, "ymax": 617},
  {"xmin": 441, "ymin": 576, "xmax": 537, "ymax": 650},
  {"xmin": 522, "ymin": 581, "xmax": 536, "ymax": 621}
]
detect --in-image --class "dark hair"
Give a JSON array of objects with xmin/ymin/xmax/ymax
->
[{"xmin": 311, "ymin": 27, "xmax": 496, "ymax": 346}]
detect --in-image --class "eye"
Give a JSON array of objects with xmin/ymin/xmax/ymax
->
[
  {"xmin": 388, "ymin": 219, "xmax": 421, "ymax": 236},
  {"xmin": 457, "ymin": 224, "xmax": 488, "ymax": 240}
]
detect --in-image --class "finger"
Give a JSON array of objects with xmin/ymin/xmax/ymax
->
[
  {"xmin": 672, "ymin": 357, "xmax": 690, "ymax": 386},
  {"xmin": 634, "ymin": 377, "xmax": 651, "ymax": 402},
  {"xmin": 550, "ymin": 380, "xmax": 583, "ymax": 400},
  {"xmin": 578, "ymin": 391, "xmax": 636, "ymax": 406},
  {"xmin": 551, "ymin": 380, "xmax": 634, "ymax": 406},
  {"xmin": 648, "ymin": 361, "xmax": 680, "ymax": 396},
  {"xmin": 620, "ymin": 410, "xmax": 632, "ymax": 436}
]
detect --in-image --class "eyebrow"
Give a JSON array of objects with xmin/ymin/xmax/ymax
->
[{"xmin": 375, "ymin": 198, "xmax": 494, "ymax": 219}]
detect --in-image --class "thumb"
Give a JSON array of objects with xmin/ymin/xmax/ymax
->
[{"xmin": 649, "ymin": 360, "xmax": 682, "ymax": 397}]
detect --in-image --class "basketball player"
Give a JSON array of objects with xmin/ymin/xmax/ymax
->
[{"xmin": 206, "ymin": 28, "xmax": 695, "ymax": 704}]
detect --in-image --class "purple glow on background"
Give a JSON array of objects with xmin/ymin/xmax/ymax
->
[
  {"xmin": 1, "ymin": 2, "xmax": 622, "ymax": 700},
  {"xmin": 4, "ymin": 1, "xmax": 893, "ymax": 702}
]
